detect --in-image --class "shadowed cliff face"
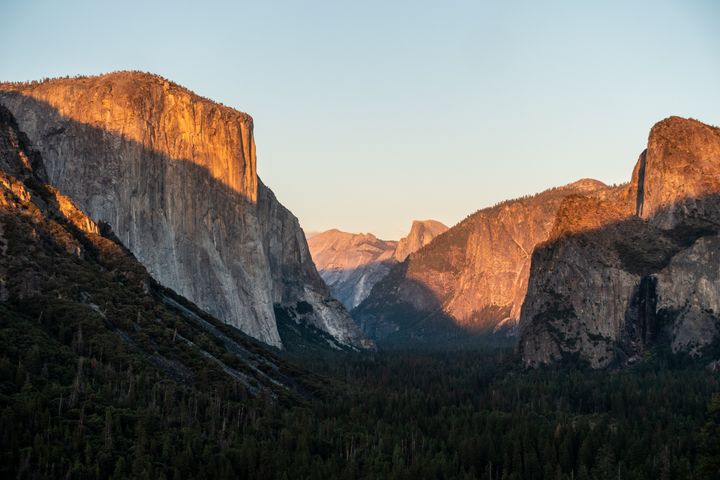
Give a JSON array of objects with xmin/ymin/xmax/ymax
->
[
  {"xmin": 0, "ymin": 72, "xmax": 371, "ymax": 350},
  {"xmin": 519, "ymin": 117, "xmax": 720, "ymax": 368},
  {"xmin": 353, "ymin": 179, "xmax": 609, "ymax": 345},
  {"xmin": 0, "ymin": 104, "xmax": 319, "ymax": 395},
  {"xmin": 308, "ymin": 220, "xmax": 447, "ymax": 310}
]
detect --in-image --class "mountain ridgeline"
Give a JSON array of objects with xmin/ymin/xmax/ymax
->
[
  {"xmin": 354, "ymin": 117, "xmax": 720, "ymax": 366},
  {"xmin": 307, "ymin": 220, "xmax": 447, "ymax": 310},
  {"xmin": 353, "ymin": 179, "xmax": 609, "ymax": 345},
  {"xmin": 1, "ymin": 71, "xmax": 718, "ymax": 370},
  {"xmin": 0, "ymin": 72, "xmax": 372, "ymax": 351},
  {"xmin": 0, "ymin": 102, "xmax": 342, "ymax": 478}
]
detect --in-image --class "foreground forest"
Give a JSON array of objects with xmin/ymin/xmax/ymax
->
[
  {"xmin": 2, "ymin": 307, "xmax": 719, "ymax": 480},
  {"xmin": 292, "ymin": 349, "xmax": 720, "ymax": 480}
]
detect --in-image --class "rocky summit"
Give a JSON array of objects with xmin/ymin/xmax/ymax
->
[
  {"xmin": 519, "ymin": 117, "xmax": 720, "ymax": 367},
  {"xmin": 0, "ymin": 72, "xmax": 371, "ymax": 350},
  {"xmin": 393, "ymin": 220, "xmax": 449, "ymax": 263},
  {"xmin": 308, "ymin": 220, "xmax": 448, "ymax": 310}
]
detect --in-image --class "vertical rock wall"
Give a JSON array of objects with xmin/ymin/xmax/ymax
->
[{"xmin": 0, "ymin": 72, "xmax": 369, "ymax": 349}]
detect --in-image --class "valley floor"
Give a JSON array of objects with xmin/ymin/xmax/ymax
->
[
  {"xmin": 4, "ymin": 308, "xmax": 718, "ymax": 480},
  {"xmin": 287, "ymin": 347, "xmax": 720, "ymax": 480}
]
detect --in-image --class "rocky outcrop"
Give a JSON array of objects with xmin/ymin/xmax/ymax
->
[
  {"xmin": 308, "ymin": 220, "xmax": 447, "ymax": 310},
  {"xmin": 633, "ymin": 117, "xmax": 720, "ymax": 226},
  {"xmin": 0, "ymin": 72, "xmax": 370, "ymax": 349},
  {"xmin": 353, "ymin": 180, "xmax": 608, "ymax": 345},
  {"xmin": 519, "ymin": 117, "xmax": 720, "ymax": 367},
  {"xmin": 393, "ymin": 220, "xmax": 449, "ymax": 262},
  {"xmin": 0, "ymin": 105, "xmax": 102, "ymax": 283}
]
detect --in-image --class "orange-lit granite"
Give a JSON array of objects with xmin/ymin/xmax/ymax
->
[
  {"xmin": 356, "ymin": 117, "xmax": 720, "ymax": 361},
  {"xmin": 308, "ymin": 220, "xmax": 447, "ymax": 310},
  {"xmin": 519, "ymin": 117, "xmax": 720, "ymax": 367},
  {"xmin": 0, "ymin": 72, "xmax": 371, "ymax": 349},
  {"xmin": 354, "ymin": 179, "xmax": 609, "ymax": 342}
]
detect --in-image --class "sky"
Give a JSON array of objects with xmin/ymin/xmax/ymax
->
[{"xmin": 2, "ymin": 1, "xmax": 719, "ymax": 239}]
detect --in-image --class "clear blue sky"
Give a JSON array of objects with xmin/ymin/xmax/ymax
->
[{"xmin": 2, "ymin": 0, "xmax": 719, "ymax": 239}]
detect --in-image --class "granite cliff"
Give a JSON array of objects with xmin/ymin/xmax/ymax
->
[
  {"xmin": 353, "ymin": 179, "xmax": 608, "ymax": 345},
  {"xmin": 393, "ymin": 220, "xmax": 449, "ymax": 263},
  {"xmin": 0, "ymin": 103, "xmax": 314, "ymax": 394},
  {"xmin": 519, "ymin": 117, "xmax": 720, "ymax": 367},
  {"xmin": 308, "ymin": 220, "xmax": 447, "ymax": 309},
  {"xmin": 0, "ymin": 72, "xmax": 370, "ymax": 350}
]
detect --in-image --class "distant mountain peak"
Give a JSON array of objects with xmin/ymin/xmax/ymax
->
[
  {"xmin": 308, "ymin": 220, "xmax": 447, "ymax": 309},
  {"xmin": 562, "ymin": 178, "xmax": 607, "ymax": 192},
  {"xmin": 394, "ymin": 219, "xmax": 449, "ymax": 261}
]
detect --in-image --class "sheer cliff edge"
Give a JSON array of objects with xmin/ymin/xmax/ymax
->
[{"xmin": 0, "ymin": 72, "xmax": 372, "ymax": 350}]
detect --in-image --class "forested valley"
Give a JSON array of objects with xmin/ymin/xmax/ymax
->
[{"xmin": 2, "ymin": 303, "xmax": 719, "ymax": 480}]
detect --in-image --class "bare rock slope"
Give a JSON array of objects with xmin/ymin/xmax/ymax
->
[
  {"xmin": 353, "ymin": 179, "xmax": 608, "ymax": 345},
  {"xmin": 308, "ymin": 220, "xmax": 448, "ymax": 309},
  {"xmin": 519, "ymin": 117, "xmax": 720, "ymax": 367},
  {"xmin": 0, "ymin": 72, "xmax": 370, "ymax": 350}
]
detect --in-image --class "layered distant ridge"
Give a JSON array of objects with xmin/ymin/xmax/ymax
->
[
  {"xmin": 354, "ymin": 117, "xmax": 720, "ymax": 361},
  {"xmin": 353, "ymin": 180, "xmax": 609, "ymax": 345},
  {"xmin": 308, "ymin": 220, "xmax": 448, "ymax": 309}
]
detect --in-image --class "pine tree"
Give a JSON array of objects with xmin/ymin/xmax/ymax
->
[{"xmin": 697, "ymin": 395, "xmax": 720, "ymax": 480}]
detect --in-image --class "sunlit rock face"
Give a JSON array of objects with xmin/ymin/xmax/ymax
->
[
  {"xmin": 353, "ymin": 180, "xmax": 608, "ymax": 344},
  {"xmin": 393, "ymin": 220, "xmax": 449, "ymax": 262},
  {"xmin": 308, "ymin": 220, "xmax": 448, "ymax": 310},
  {"xmin": 519, "ymin": 117, "xmax": 720, "ymax": 368},
  {"xmin": 634, "ymin": 117, "xmax": 720, "ymax": 227},
  {"xmin": 308, "ymin": 230, "xmax": 397, "ymax": 310},
  {"xmin": 0, "ymin": 72, "xmax": 371, "ymax": 349}
]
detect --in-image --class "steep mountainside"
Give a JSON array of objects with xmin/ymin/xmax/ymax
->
[
  {"xmin": 0, "ymin": 72, "xmax": 370, "ymax": 350},
  {"xmin": 519, "ymin": 117, "xmax": 720, "ymax": 367},
  {"xmin": 353, "ymin": 180, "xmax": 608, "ymax": 345},
  {"xmin": 308, "ymin": 220, "xmax": 448, "ymax": 309},
  {"xmin": 0, "ymin": 103, "xmax": 315, "ymax": 396},
  {"xmin": 0, "ymin": 104, "xmax": 332, "ymax": 477}
]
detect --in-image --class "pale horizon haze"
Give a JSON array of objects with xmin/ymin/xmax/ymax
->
[{"xmin": 2, "ymin": 0, "xmax": 719, "ymax": 239}]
